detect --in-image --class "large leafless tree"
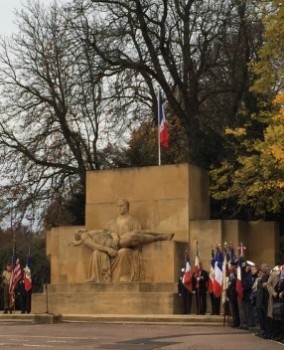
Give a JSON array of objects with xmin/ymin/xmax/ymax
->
[
  {"xmin": 69, "ymin": 0, "xmax": 263, "ymax": 165},
  {"xmin": 0, "ymin": 1, "xmax": 135, "ymax": 226},
  {"xmin": 0, "ymin": 0, "xmax": 264, "ymax": 227}
]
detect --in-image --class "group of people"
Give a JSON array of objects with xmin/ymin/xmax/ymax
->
[
  {"xmin": 178, "ymin": 262, "xmax": 213, "ymax": 315},
  {"xmin": 178, "ymin": 253, "xmax": 284, "ymax": 343},
  {"xmin": 1, "ymin": 263, "xmax": 32, "ymax": 314},
  {"xmin": 227, "ymin": 260, "xmax": 284, "ymax": 342}
]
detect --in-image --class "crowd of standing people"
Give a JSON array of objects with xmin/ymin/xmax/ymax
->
[
  {"xmin": 178, "ymin": 246, "xmax": 284, "ymax": 343},
  {"xmin": 227, "ymin": 260, "xmax": 284, "ymax": 342}
]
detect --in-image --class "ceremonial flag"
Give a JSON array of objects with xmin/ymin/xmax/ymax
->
[
  {"xmin": 213, "ymin": 247, "xmax": 223, "ymax": 297},
  {"xmin": 158, "ymin": 90, "xmax": 169, "ymax": 148},
  {"xmin": 208, "ymin": 250, "xmax": 215, "ymax": 294},
  {"xmin": 228, "ymin": 243, "xmax": 236, "ymax": 271},
  {"xmin": 9, "ymin": 247, "xmax": 21, "ymax": 304},
  {"xmin": 236, "ymin": 259, "xmax": 243, "ymax": 301},
  {"xmin": 24, "ymin": 254, "xmax": 32, "ymax": 292},
  {"xmin": 194, "ymin": 241, "xmax": 200, "ymax": 277},
  {"xmin": 182, "ymin": 251, "xmax": 192, "ymax": 292},
  {"xmin": 221, "ymin": 249, "xmax": 229, "ymax": 305}
]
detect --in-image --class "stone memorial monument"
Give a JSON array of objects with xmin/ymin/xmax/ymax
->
[{"xmin": 32, "ymin": 163, "xmax": 279, "ymax": 315}]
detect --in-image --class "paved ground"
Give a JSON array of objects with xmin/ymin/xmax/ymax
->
[{"xmin": 0, "ymin": 320, "xmax": 283, "ymax": 349}]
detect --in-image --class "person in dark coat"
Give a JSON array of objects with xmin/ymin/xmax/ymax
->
[
  {"xmin": 227, "ymin": 261, "xmax": 240, "ymax": 327},
  {"xmin": 193, "ymin": 263, "xmax": 209, "ymax": 315},
  {"xmin": 255, "ymin": 264, "xmax": 270, "ymax": 338},
  {"xmin": 239, "ymin": 262, "xmax": 255, "ymax": 329},
  {"xmin": 178, "ymin": 268, "xmax": 193, "ymax": 314},
  {"xmin": 17, "ymin": 271, "xmax": 32, "ymax": 314}
]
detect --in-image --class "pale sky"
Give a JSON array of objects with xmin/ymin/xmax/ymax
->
[{"xmin": 0, "ymin": 0, "xmax": 66, "ymax": 37}]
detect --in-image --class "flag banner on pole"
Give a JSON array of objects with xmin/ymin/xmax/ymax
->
[
  {"xmin": 194, "ymin": 242, "xmax": 200, "ymax": 277},
  {"xmin": 158, "ymin": 90, "xmax": 169, "ymax": 148},
  {"xmin": 9, "ymin": 248, "xmax": 21, "ymax": 304},
  {"xmin": 221, "ymin": 249, "xmax": 229, "ymax": 305},
  {"xmin": 182, "ymin": 251, "xmax": 192, "ymax": 292},
  {"xmin": 24, "ymin": 254, "xmax": 32, "ymax": 292},
  {"xmin": 228, "ymin": 243, "xmax": 236, "ymax": 271},
  {"xmin": 236, "ymin": 259, "xmax": 243, "ymax": 301},
  {"xmin": 213, "ymin": 247, "xmax": 223, "ymax": 297},
  {"xmin": 208, "ymin": 250, "xmax": 215, "ymax": 294}
]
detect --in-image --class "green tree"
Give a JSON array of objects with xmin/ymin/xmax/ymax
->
[
  {"xmin": 251, "ymin": 0, "xmax": 284, "ymax": 95},
  {"xmin": 211, "ymin": 1, "xmax": 284, "ymax": 218}
]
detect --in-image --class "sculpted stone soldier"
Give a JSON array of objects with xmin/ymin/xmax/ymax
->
[{"xmin": 69, "ymin": 198, "xmax": 174, "ymax": 283}]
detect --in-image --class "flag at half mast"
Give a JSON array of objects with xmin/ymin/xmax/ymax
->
[{"xmin": 158, "ymin": 90, "xmax": 169, "ymax": 148}]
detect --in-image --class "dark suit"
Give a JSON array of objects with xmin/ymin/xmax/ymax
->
[
  {"xmin": 178, "ymin": 277, "xmax": 193, "ymax": 314},
  {"xmin": 194, "ymin": 269, "xmax": 209, "ymax": 314}
]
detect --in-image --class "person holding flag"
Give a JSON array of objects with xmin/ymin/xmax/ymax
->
[
  {"xmin": 18, "ymin": 254, "xmax": 32, "ymax": 313},
  {"xmin": 193, "ymin": 241, "xmax": 209, "ymax": 315},
  {"xmin": 9, "ymin": 245, "xmax": 22, "ymax": 312},
  {"xmin": 178, "ymin": 248, "xmax": 193, "ymax": 314},
  {"xmin": 195, "ymin": 261, "xmax": 209, "ymax": 315},
  {"xmin": 208, "ymin": 249, "xmax": 220, "ymax": 315}
]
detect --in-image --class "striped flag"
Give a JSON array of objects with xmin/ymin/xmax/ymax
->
[
  {"xmin": 221, "ymin": 249, "xmax": 229, "ymax": 305},
  {"xmin": 208, "ymin": 249, "xmax": 215, "ymax": 294},
  {"xmin": 24, "ymin": 254, "xmax": 32, "ymax": 292},
  {"xmin": 9, "ymin": 247, "xmax": 22, "ymax": 305},
  {"xmin": 158, "ymin": 90, "xmax": 169, "ymax": 148},
  {"xmin": 182, "ymin": 251, "xmax": 192, "ymax": 292},
  {"xmin": 236, "ymin": 243, "xmax": 245, "ymax": 301},
  {"xmin": 228, "ymin": 243, "xmax": 236, "ymax": 271},
  {"xmin": 194, "ymin": 242, "xmax": 200, "ymax": 277},
  {"xmin": 213, "ymin": 247, "xmax": 223, "ymax": 297},
  {"xmin": 236, "ymin": 259, "xmax": 243, "ymax": 301}
]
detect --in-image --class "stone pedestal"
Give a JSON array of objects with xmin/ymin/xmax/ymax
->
[
  {"xmin": 32, "ymin": 283, "xmax": 184, "ymax": 315},
  {"xmin": 33, "ymin": 240, "xmax": 188, "ymax": 314}
]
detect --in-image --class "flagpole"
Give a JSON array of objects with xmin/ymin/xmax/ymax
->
[
  {"xmin": 10, "ymin": 199, "xmax": 15, "ymax": 314},
  {"xmin": 157, "ymin": 89, "xmax": 161, "ymax": 166}
]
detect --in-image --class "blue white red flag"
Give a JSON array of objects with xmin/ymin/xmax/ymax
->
[
  {"xmin": 182, "ymin": 251, "xmax": 192, "ymax": 292},
  {"xmin": 213, "ymin": 247, "xmax": 223, "ymax": 297},
  {"xmin": 228, "ymin": 244, "xmax": 236, "ymax": 271},
  {"xmin": 236, "ymin": 259, "xmax": 243, "ymax": 301},
  {"xmin": 24, "ymin": 254, "xmax": 32, "ymax": 292},
  {"xmin": 158, "ymin": 90, "xmax": 169, "ymax": 148},
  {"xmin": 208, "ymin": 251, "xmax": 215, "ymax": 294},
  {"xmin": 221, "ymin": 249, "xmax": 229, "ymax": 305},
  {"xmin": 194, "ymin": 242, "xmax": 200, "ymax": 280}
]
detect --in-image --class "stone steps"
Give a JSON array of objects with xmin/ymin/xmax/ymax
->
[{"xmin": 0, "ymin": 312, "xmax": 224, "ymax": 325}]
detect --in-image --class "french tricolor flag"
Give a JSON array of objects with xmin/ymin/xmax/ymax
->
[
  {"xmin": 213, "ymin": 249, "xmax": 223, "ymax": 297},
  {"xmin": 208, "ymin": 251, "xmax": 215, "ymax": 294},
  {"xmin": 158, "ymin": 90, "xmax": 169, "ymax": 148},
  {"xmin": 236, "ymin": 259, "xmax": 243, "ymax": 301}
]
